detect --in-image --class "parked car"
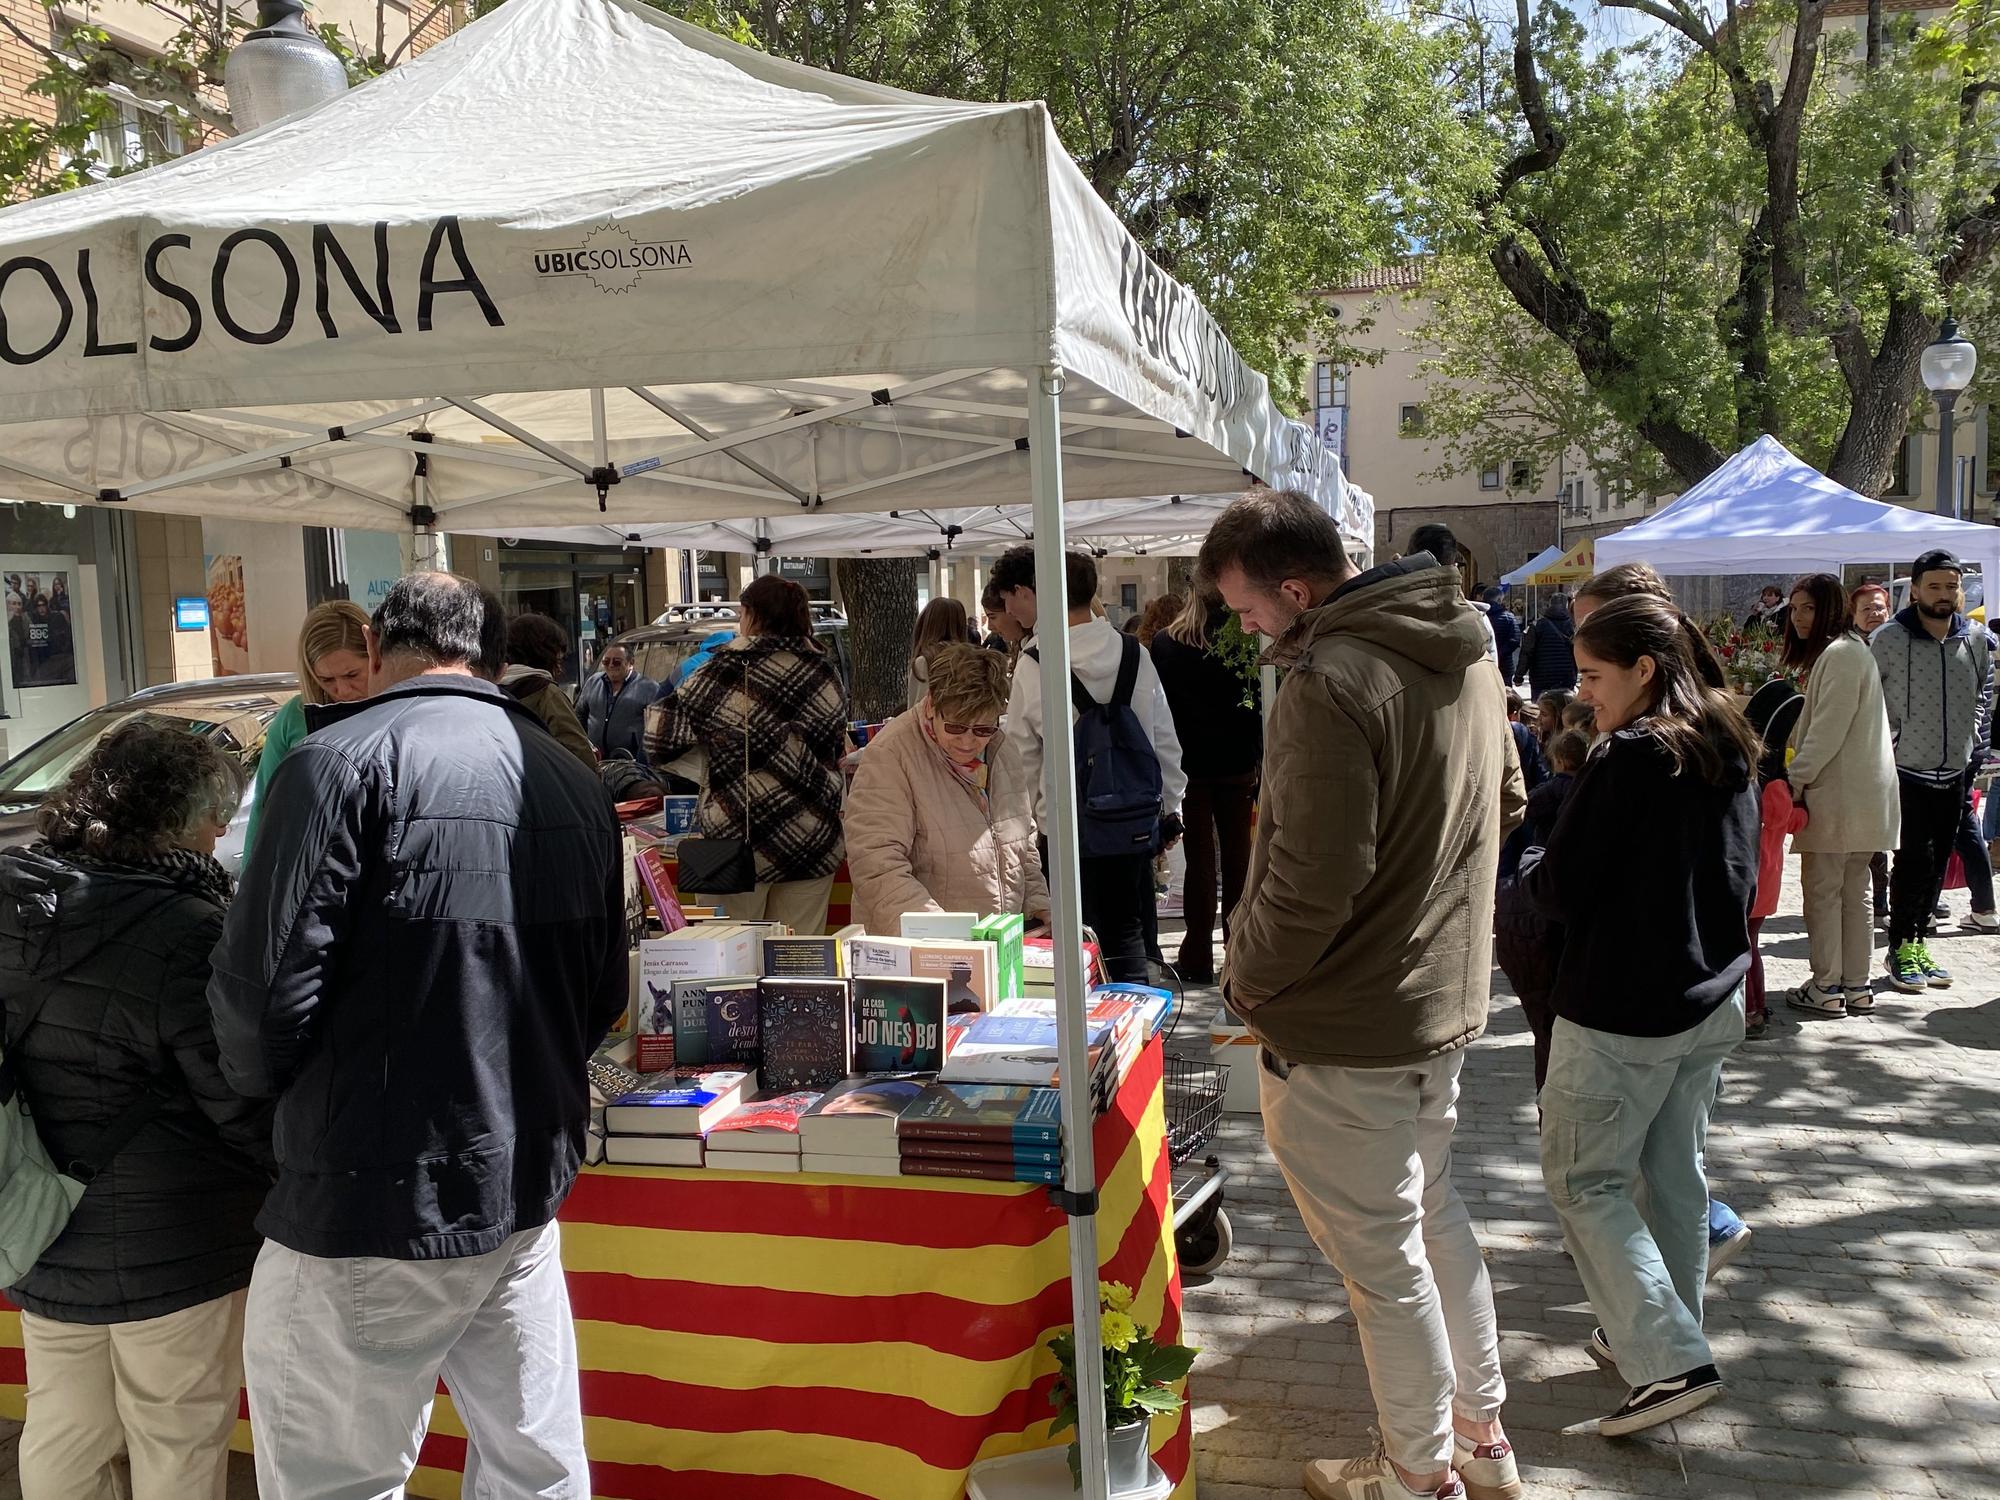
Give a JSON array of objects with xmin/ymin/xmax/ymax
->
[
  {"xmin": 0, "ymin": 674, "xmax": 297, "ymax": 875},
  {"xmin": 615, "ymin": 602, "xmax": 853, "ymax": 697}
]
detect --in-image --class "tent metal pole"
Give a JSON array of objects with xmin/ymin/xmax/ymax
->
[
  {"xmin": 1027, "ymin": 363, "xmax": 1111, "ymax": 1500},
  {"xmin": 927, "ymin": 550, "xmax": 944, "ymax": 601}
]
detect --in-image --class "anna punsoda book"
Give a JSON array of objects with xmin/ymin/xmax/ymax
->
[
  {"xmin": 851, "ymin": 975, "xmax": 946, "ymax": 1074},
  {"xmin": 758, "ymin": 978, "xmax": 854, "ymax": 1091}
]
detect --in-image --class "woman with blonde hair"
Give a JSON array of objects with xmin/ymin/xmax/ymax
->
[
  {"xmin": 244, "ymin": 599, "xmax": 372, "ymax": 851},
  {"xmin": 846, "ymin": 642, "xmax": 1048, "ymax": 938},
  {"xmin": 907, "ymin": 596, "xmax": 974, "ymax": 709}
]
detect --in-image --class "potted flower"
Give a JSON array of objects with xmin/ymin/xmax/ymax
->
[{"xmin": 1046, "ymin": 1281, "xmax": 1198, "ymax": 1494}]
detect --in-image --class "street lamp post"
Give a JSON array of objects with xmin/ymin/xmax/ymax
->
[
  {"xmin": 224, "ymin": 0, "xmax": 349, "ymax": 134},
  {"xmin": 1921, "ymin": 314, "xmax": 1979, "ymax": 518}
]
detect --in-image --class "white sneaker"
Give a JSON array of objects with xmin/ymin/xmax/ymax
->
[
  {"xmin": 1305, "ymin": 1444, "xmax": 1466, "ymax": 1500},
  {"xmin": 1966, "ymin": 909, "xmax": 2000, "ymax": 931},
  {"xmin": 1450, "ymin": 1434, "xmax": 1523, "ymax": 1500}
]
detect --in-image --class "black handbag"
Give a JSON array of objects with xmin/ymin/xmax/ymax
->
[{"xmin": 676, "ymin": 660, "xmax": 757, "ymax": 896}]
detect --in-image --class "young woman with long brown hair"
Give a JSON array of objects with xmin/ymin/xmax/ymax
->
[{"xmin": 1521, "ymin": 594, "xmax": 1759, "ymax": 1438}]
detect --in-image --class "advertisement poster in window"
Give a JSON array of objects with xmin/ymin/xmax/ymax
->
[
  {"xmin": 1316, "ymin": 405, "xmax": 1346, "ymax": 465},
  {"xmin": 205, "ymin": 554, "xmax": 249, "ymax": 676},
  {"xmin": 341, "ymin": 530, "xmax": 404, "ymax": 615},
  {"xmin": 3, "ymin": 569, "xmax": 77, "ymax": 689}
]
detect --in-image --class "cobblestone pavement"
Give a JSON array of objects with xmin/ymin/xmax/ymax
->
[
  {"xmin": 1175, "ymin": 863, "xmax": 2000, "ymax": 1500},
  {"xmin": 5, "ymin": 865, "xmax": 1996, "ymax": 1499}
]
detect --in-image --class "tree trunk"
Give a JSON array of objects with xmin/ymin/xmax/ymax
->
[{"xmin": 834, "ymin": 556, "xmax": 920, "ymax": 723}]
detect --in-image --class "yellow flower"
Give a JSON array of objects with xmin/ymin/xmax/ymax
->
[
  {"xmin": 1100, "ymin": 1311, "xmax": 1138, "ymax": 1352},
  {"xmin": 1099, "ymin": 1280, "xmax": 1135, "ymax": 1313}
]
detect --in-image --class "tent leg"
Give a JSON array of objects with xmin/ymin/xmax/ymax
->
[
  {"xmin": 928, "ymin": 551, "xmax": 944, "ymax": 603},
  {"xmin": 1028, "ymin": 365, "xmax": 1112, "ymax": 1500}
]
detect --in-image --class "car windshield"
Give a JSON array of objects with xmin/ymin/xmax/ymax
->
[{"xmin": 0, "ymin": 697, "xmax": 286, "ymax": 799}]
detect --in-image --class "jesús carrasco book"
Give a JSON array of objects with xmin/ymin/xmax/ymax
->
[
  {"xmin": 896, "ymin": 1081, "xmax": 1064, "ymax": 1147},
  {"xmin": 799, "ymin": 1075, "xmax": 926, "ymax": 1156},
  {"xmin": 606, "ymin": 1069, "xmax": 756, "ymax": 1136},
  {"xmin": 705, "ymin": 979, "xmax": 762, "ymax": 1068},
  {"xmin": 706, "ymin": 1090, "xmax": 824, "ymax": 1154},
  {"xmin": 758, "ymin": 978, "xmax": 854, "ymax": 1091},
  {"xmin": 850, "ymin": 975, "xmax": 947, "ymax": 1074}
]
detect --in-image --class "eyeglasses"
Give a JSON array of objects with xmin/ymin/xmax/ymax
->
[{"xmin": 939, "ymin": 720, "xmax": 1000, "ymax": 739}]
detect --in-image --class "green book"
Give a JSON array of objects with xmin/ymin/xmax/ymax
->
[{"xmin": 975, "ymin": 913, "xmax": 1027, "ymax": 1001}]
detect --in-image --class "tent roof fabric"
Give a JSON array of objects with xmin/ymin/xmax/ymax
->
[
  {"xmin": 0, "ymin": 0, "xmax": 1341, "ymax": 537},
  {"xmin": 1529, "ymin": 538, "xmax": 1595, "ymax": 584},
  {"xmin": 1594, "ymin": 436, "xmax": 2000, "ymax": 578},
  {"xmin": 1500, "ymin": 544, "xmax": 1563, "ymax": 586}
]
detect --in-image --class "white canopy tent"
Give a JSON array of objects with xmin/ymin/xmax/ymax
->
[
  {"xmin": 0, "ymin": 0, "xmax": 1345, "ymax": 1487},
  {"xmin": 1594, "ymin": 436, "xmax": 2000, "ymax": 580},
  {"xmin": 461, "ymin": 485, "xmax": 1378, "ymax": 563},
  {"xmin": 1499, "ymin": 544, "xmax": 1562, "ymax": 587}
]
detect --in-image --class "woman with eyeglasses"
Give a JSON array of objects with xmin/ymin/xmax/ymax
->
[{"xmin": 844, "ymin": 642, "xmax": 1049, "ymax": 937}]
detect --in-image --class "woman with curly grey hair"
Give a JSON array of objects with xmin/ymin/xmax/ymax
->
[{"xmin": 0, "ymin": 716, "xmax": 273, "ymax": 1500}]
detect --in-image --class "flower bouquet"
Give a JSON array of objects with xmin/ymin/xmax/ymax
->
[
  {"xmin": 1046, "ymin": 1281, "xmax": 1199, "ymax": 1492},
  {"xmin": 1702, "ymin": 615, "xmax": 1789, "ymax": 695}
]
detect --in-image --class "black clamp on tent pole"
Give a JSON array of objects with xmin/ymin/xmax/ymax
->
[
  {"xmin": 1048, "ymin": 1186, "xmax": 1099, "ymax": 1216},
  {"xmin": 590, "ymin": 465, "xmax": 619, "ymax": 512},
  {"xmin": 409, "ymin": 504, "xmax": 438, "ymax": 528},
  {"xmin": 754, "ymin": 536, "xmax": 774, "ymax": 557},
  {"xmin": 943, "ymin": 524, "xmax": 963, "ymax": 549}
]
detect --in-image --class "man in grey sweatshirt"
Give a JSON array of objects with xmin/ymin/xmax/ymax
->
[{"xmin": 1873, "ymin": 549, "xmax": 1992, "ymax": 992}]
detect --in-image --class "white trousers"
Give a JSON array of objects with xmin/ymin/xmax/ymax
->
[
  {"xmin": 1260, "ymin": 1049, "xmax": 1508, "ymax": 1475},
  {"xmin": 242, "ymin": 1222, "xmax": 588, "ymax": 1500},
  {"xmin": 19, "ymin": 1289, "xmax": 246, "ymax": 1500}
]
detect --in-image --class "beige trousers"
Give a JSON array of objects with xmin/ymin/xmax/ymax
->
[
  {"xmin": 1802, "ymin": 850, "xmax": 1876, "ymax": 990},
  {"xmin": 18, "ymin": 1289, "xmax": 245, "ymax": 1500},
  {"xmin": 719, "ymin": 873, "xmax": 837, "ymax": 934}
]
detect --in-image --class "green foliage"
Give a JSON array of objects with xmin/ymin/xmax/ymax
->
[
  {"xmin": 1212, "ymin": 612, "xmax": 1265, "ymax": 710},
  {"xmin": 1045, "ymin": 1284, "xmax": 1198, "ymax": 1491},
  {"xmin": 1417, "ymin": 0, "xmax": 2000, "ymax": 496}
]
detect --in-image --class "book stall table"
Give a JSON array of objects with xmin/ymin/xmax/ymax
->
[{"xmin": 0, "ymin": 1038, "xmax": 1192, "ymax": 1500}]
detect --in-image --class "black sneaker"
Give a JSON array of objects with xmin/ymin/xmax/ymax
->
[
  {"xmin": 1587, "ymin": 1326, "xmax": 1614, "ymax": 1366},
  {"xmin": 1598, "ymin": 1365, "xmax": 1725, "ymax": 1436}
]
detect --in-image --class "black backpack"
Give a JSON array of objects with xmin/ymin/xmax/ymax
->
[{"xmin": 1030, "ymin": 634, "xmax": 1164, "ymax": 859}]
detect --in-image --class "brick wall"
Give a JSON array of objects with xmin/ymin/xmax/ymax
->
[
  {"xmin": 1374, "ymin": 501, "xmax": 1563, "ymax": 593},
  {"xmin": 0, "ymin": 0, "xmax": 56, "ymax": 125}
]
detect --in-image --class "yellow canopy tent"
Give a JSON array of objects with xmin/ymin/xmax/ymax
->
[{"xmin": 1530, "ymin": 538, "xmax": 1596, "ymax": 584}]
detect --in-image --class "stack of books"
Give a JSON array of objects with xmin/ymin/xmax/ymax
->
[
  {"xmin": 938, "ymin": 1010, "xmax": 1125, "ymax": 1111},
  {"xmin": 1021, "ymin": 936, "xmax": 1104, "ymax": 997},
  {"xmin": 797, "ymin": 1075, "xmax": 927, "ymax": 1176},
  {"xmin": 705, "ymin": 1089, "xmax": 824, "ymax": 1172},
  {"xmin": 603, "ymin": 1068, "xmax": 757, "ymax": 1166},
  {"xmin": 896, "ymin": 1081, "xmax": 1065, "ymax": 1184}
]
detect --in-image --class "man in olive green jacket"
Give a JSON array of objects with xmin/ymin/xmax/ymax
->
[{"xmin": 1202, "ymin": 490, "xmax": 1524, "ymax": 1500}]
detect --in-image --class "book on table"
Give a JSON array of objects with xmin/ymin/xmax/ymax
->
[
  {"xmin": 898, "ymin": 910, "xmax": 979, "ymax": 941},
  {"xmin": 758, "ymin": 978, "xmax": 854, "ymax": 1090},
  {"xmin": 898, "ymin": 1136, "xmax": 1063, "ymax": 1168},
  {"xmin": 648, "ymin": 974, "xmax": 759, "ymax": 1074},
  {"xmin": 850, "ymin": 975, "xmax": 947, "ymax": 1074},
  {"xmin": 706, "ymin": 1090, "xmax": 823, "ymax": 1154},
  {"xmin": 606, "ymin": 1069, "xmax": 756, "ymax": 1135},
  {"xmin": 762, "ymin": 933, "xmax": 845, "ymax": 978},
  {"xmin": 846, "ymin": 935, "xmax": 999, "ymax": 1015},
  {"xmin": 974, "ymin": 913, "xmax": 1027, "ymax": 1000},
  {"xmin": 799, "ymin": 1152, "xmax": 903, "ymax": 1178},
  {"xmin": 896, "ymin": 1081, "xmax": 1064, "ymax": 1147},
  {"xmin": 707, "ymin": 1151, "xmax": 804, "ymax": 1174},
  {"xmin": 936, "ymin": 1012, "xmax": 1120, "ymax": 1089},
  {"xmin": 605, "ymin": 1135, "xmax": 706, "ymax": 1167},
  {"xmin": 898, "ymin": 1155, "xmax": 1064, "ymax": 1186},
  {"xmin": 798, "ymin": 1075, "xmax": 927, "ymax": 1157}
]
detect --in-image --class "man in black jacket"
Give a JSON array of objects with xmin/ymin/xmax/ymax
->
[{"xmin": 210, "ymin": 572, "xmax": 626, "ymax": 1499}]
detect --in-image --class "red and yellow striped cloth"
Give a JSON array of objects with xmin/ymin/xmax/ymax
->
[{"xmin": 1, "ymin": 1037, "xmax": 1190, "ymax": 1499}]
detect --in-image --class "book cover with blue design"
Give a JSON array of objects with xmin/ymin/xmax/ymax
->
[{"xmin": 851, "ymin": 976, "xmax": 946, "ymax": 1074}]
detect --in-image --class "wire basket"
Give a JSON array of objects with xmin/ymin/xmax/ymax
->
[{"xmin": 1163, "ymin": 1055, "xmax": 1229, "ymax": 1167}]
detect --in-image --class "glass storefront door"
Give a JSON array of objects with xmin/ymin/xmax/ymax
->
[{"xmin": 497, "ymin": 546, "xmax": 649, "ymax": 691}]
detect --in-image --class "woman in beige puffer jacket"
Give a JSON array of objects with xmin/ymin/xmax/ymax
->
[{"xmin": 846, "ymin": 644, "xmax": 1049, "ymax": 935}]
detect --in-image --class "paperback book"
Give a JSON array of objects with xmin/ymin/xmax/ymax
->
[
  {"xmin": 707, "ymin": 1090, "xmax": 823, "ymax": 1152},
  {"xmin": 606, "ymin": 1135, "xmax": 705, "ymax": 1167},
  {"xmin": 661, "ymin": 976, "xmax": 759, "ymax": 1073},
  {"xmin": 899, "ymin": 1156, "xmax": 1064, "ymax": 1186},
  {"xmin": 798, "ymin": 1076, "xmax": 926, "ymax": 1157},
  {"xmin": 851, "ymin": 975, "xmax": 947, "ymax": 1074},
  {"xmin": 896, "ymin": 1081, "xmax": 1064, "ymax": 1147},
  {"xmin": 606, "ymin": 1069, "xmax": 756, "ymax": 1136},
  {"xmin": 762, "ymin": 934, "xmax": 843, "ymax": 978}
]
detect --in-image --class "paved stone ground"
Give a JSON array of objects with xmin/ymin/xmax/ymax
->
[
  {"xmin": 1173, "ymin": 861, "xmax": 2000, "ymax": 1500},
  {"xmin": 6, "ymin": 862, "xmax": 1997, "ymax": 1499}
]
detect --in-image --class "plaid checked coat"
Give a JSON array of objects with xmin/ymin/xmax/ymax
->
[{"xmin": 644, "ymin": 636, "xmax": 849, "ymax": 885}]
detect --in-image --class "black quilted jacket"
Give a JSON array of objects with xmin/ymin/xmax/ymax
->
[{"xmin": 0, "ymin": 848, "xmax": 274, "ymax": 1324}]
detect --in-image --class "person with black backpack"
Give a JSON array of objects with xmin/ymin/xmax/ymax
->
[{"xmin": 1004, "ymin": 549, "xmax": 1185, "ymax": 982}]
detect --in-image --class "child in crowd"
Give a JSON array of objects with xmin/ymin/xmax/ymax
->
[
  {"xmin": 1536, "ymin": 688, "xmax": 1574, "ymax": 747},
  {"xmin": 1562, "ymin": 698, "xmax": 1598, "ymax": 738},
  {"xmin": 1506, "ymin": 689, "xmax": 1547, "ymax": 794}
]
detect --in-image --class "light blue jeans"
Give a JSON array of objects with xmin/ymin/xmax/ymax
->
[{"xmin": 1539, "ymin": 989, "xmax": 1745, "ymax": 1387}]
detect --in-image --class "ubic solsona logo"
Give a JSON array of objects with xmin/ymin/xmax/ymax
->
[{"xmin": 533, "ymin": 221, "xmax": 693, "ymax": 296}]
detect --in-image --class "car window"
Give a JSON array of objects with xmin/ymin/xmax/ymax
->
[{"xmin": 0, "ymin": 697, "xmax": 287, "ymax": 798}]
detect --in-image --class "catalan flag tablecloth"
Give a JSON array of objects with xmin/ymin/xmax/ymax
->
[{"xmin": 0, "ymin": 1036, "xmax": 1190, "ymax": 1500}]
